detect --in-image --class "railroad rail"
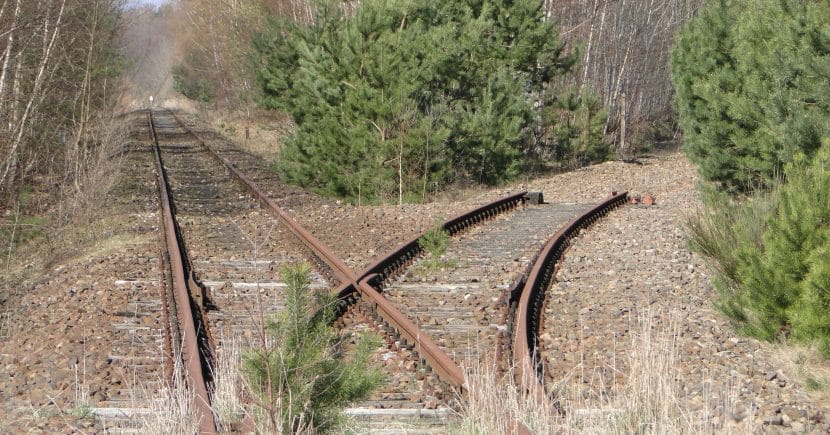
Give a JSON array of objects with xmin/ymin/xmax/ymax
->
[
  {"xmin": 165, "ymin": 110, "xmax": 530, "ymax": 392},
  {"xmin": 146, "ymin": 109, "xmax": 626, "ymax": 433},
  {"xmin": 512, "ymin": 191, "xmax": 629, "ymax": 395},
  {"xmin": 165, "ymin": 110, "xmax": 462, "ymax": 390},
  {"xmin": 332, "ymin": 191, "xmax": 530, "ymax": 389},
  {"xmin": 148, "ymin": 110, "xmax": 218, "ymax": 433}
]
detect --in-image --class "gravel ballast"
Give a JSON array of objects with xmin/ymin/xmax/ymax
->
[
  {"xmin": 2, "ymin": 110, "xmax": 828, "ymax": 433},
  {"xmin": 533, "ymin": 154, "xmax": 829, "ymax": 433}
]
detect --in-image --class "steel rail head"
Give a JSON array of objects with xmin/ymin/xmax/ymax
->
[
  {"xmin": 326, "ymin": 191, "xmax": 532, "ymax": 389},
  {"xmin": 148, "ymin": 110, "xmax": 218, "ymax": 434},
  {"xmin": 359, "ymin": 274, "xmax": 466, "ymax": 387},
  {"xmin": 165, "ymin": 109, "xmax": 357, "ymax": 286},
  {"xmin": 351, "ymin": 191, "xmax": 530, "ymax": 290},
  {"xmin": 160, "ymin": 110, "xmax": 534, "ymax": 398},
  {"xmin": 442, "ymin": 191, "xmax": 528, "ymax": 235},
  {"xmin": 512, "ymin": 191, "xmax": 629, "ymax": 397},
  {"xmin": 163, "ymin": 108, "xmax": 465, "ymax": 390}
]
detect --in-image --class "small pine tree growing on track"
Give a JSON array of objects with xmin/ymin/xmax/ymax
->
[
  {"xmin": 419, "ymin": 225, "xmax": 450, "ymax": 260},
  {"xmin": 242, "ymin": 263, "xmax": 383, "ymax": 433}
]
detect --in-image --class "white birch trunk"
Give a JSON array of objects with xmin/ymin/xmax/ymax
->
[
  {"xmin": 0, "ymin": 0, "xmax": 21, "ymax": 113},
  {"xmin": 0, "ymin": 0, "xmax": 66, "ymax": 190}
]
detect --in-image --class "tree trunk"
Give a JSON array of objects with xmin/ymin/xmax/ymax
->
[
  {"xmin": 0, "ymin": 0, "xmax": 19, "ymax": 114},
  {"xmin": 0, "ymin": 0, "xmax": 66, "ymax": 191}
]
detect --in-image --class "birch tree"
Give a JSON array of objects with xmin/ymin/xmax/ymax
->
[
  {"xmin": 546, "ymin": 0, "xmax": 704, "ymax": 150},
  {"xmin": 0, "ymin": 0, "xmax": 123, "ymax": 203}
]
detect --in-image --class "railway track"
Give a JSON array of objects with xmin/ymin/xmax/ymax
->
[
  {"xmin": 87, "ymin": 114, "xmax": 167, "ymax": 429},
  {"xmin": 97, "ymin": 109, "xmax": 627, "ymax": 432},
  {"xmin": 512, "ymin": 192, "xmax": 629, "ymax": 395},
  {"xmin": 143, "ymin": 110, "xmax": 492, "ymax": 432},
  {"xmin": 378, "ymin": 203, "xmax": 593, "ymax": 373}
]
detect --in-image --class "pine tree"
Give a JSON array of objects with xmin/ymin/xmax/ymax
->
[
  {"xmin": 777, "ymin": 143, "xmax": 830, "ymax": 354},
  {"xmin": 253, "ymin": 0, "xmax": 581, "ymax": 201},
  {"xmin": 728, "ymin": 143, "xmax": 830, "ymax": 352},
  {"xmin": 452, "ymin": 67, "xmax": 529, "ymax": 184},
  {"xmin": 671, "ymin": 0, "xmax": 743, "ymax": 189},
  {"xmin": 671, "ymin": 0, "xmax": 830, "ymax": 193},
  {"xmin": 542, "ymin": 87, "xmax": 609, "ymax": 168},
  {"xmin": 243, "ymin": 263, "xmax": 383, "ymax": 432}
]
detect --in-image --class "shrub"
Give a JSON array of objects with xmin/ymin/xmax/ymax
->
[
  {"xmin": 736, "ymin": 143, "xmax": 830, "ymax": 352},
  {"xmin": 242, "ymin": 263, "xmax": 383, "ymax": 432},
  {"xmin": 172, "ymin": 60, "xmax": 213, "ymax": 103},
  {"xmin": 541, "ymin": 87, "xmax": 610, "ymax": 168},
  {"xmin": 671, "ymin": 0, "xmax": 830, "ymax": 193},
  {"xmin": 254, "ymin": 0, "xmax": 590, "ymax": 202},
  {"xmin": 686, "ymin": 184, "xmax": 777, "ymax": 325},
  {"xmin": 419, "ymin": 225, "xmax": 450, "ymax": 257},
  {"xmin": 689, "ymin": 142, "xmax": 830, "ymax": 356},
  {"xmin": 417, "ymin": 225, "xmax": 456, "ymax": 271}
]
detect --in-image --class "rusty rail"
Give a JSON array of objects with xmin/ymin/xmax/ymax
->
[
  {"xmin": 149, "ymin": 111, "xmax": 218, "ymax": 434},
  {"xmin": 333, "ymin": 191, "xmax": 529, "ymax": 388},
  {"xmin": 512, "ymin": 191, "xmax": 628, "ymax": 394},
  {"xmin": 163, "ymin": 110, "xmax": 475, "ymax": 389},
  {"xmin": 341, "ymin": 191, "xmax": 529, "ymax": 294},
  {"xmin": 167, "ymin": 110, "xmax": 354, "ymax": 284}
]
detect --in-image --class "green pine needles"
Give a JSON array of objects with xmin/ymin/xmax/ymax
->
[
  {"xmin": 671, "ymin": 0, "xmax": 830, "ymax": 193},
  {"xmin": 254, "ymin": 0, "xmax": 605, "ymax": 203},
  {"xmin": 242, "ymin": 263, "xmax": 383, "ymax": 433},
  {"xmin": 689, "ymin": 142, "xmax": 830, "ymax": 356},
  {"xmin": 419, "ymin": 226, "xmax": 450, "ymax": 260},
  {"xmin": 417, "ymin": 224, "xmax": 456, "ymax": 271},
  {"xmin": 677, "ymin": 0, "xmax": 830, "ymax": 358}
]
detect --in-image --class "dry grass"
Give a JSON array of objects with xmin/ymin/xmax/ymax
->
[
  {"xmin": 456, "ymin": 359, "xmax": 559, "ymax": 434},
  {"xmin": 769, "ymin": 341, "xmax": 830, "ymax": 407},
  {"xmin": 210, "ymin": 335, "xmax": 251, "ymax": 429},
  {"xmin": 206, "ymin": 109, "xmax": 293, "ymax": 162},
  {"xmin": 123, "ymin": 341, "xmax": 246, "ymax": 434},
  {"xmin": 457, "ymin": 309, "xmax": 756, "ymax": 434},
  {"xmin": 1, "ymin": 117, "xmax": 130, "ymax": 278},
  {"xmin": 51, "ymin": 119, "xmax": 129, "ymax": 250},
  {"xmin": 134, "ymin": 310, "xmax": 759, "ymax": 433},
  {"xmin": 137, "ymin": 361, "xmax": 201, "ymax": 434}
]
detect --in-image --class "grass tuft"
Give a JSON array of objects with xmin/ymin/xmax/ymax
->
[
  {"xmin": 210, "ymin": 335, "xmax": 248, "ymax": 427},
  {"xmin": 457, "ymin": 309, "xmax": 755, "ymax": 433}
]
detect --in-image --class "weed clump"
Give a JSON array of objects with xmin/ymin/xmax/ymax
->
[{"xmin": 418, "ymin": 226, "xmax": 455, "ymax": 271}]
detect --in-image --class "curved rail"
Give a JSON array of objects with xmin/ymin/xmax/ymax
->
[
  {"xmin": 339, "ymin": 191, "xmax": 529, "ymax": 295},
  {"xmin": 148, "ymin": 111, "xmax": 218, "ymax": 434},
  {"xmin": 512, "ymin": 191, "xmax": 628, "ymax": 394}
]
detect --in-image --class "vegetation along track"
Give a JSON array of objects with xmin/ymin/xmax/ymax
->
[{"xmin": 103, "ymin": 109, "xmax": 628, "ymax": 432}]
